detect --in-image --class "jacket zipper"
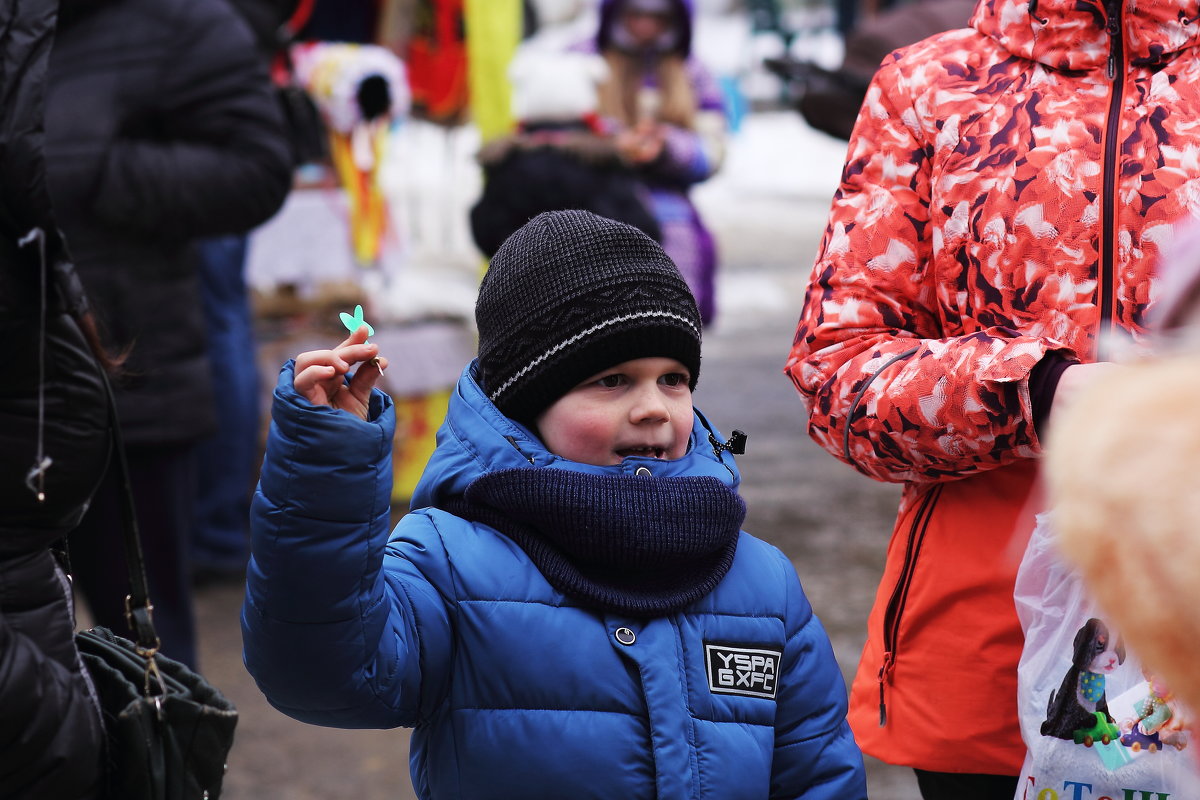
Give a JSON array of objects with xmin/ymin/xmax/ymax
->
[
  {"xmin": 877, "ymin": 484, "xmax": 941, "ymax": 726},
  {"xmin": 504, "ymin": 436, "xmax": 535, "ymax": 465},
  {"xmin": 842, "ymin": 347, "xmax": 920, "ymax": 470},
  {"xmin": 1098, "ymin": 0, "xmax": 1125, "ymax": 360}
]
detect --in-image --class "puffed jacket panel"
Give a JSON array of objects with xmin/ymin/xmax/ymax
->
[
  {"xmin": 0, "ymin": 0, "xmax": 110, "ymax": 550},
  {"xmin": 0, "ymin": 1, "xmax": 108, "ymax": 796},
  {"xmin": 784, "ymin": 0, "xmax": 1200, "ymax": 775},
  {"xmin": 0, "ymin": 263, "xmax": 109, "ymax": 549},
  {"xmin": 244, "ymin": 362, "xmax": 866, "ymax": 799},
  {"xmin": 44, "ymin": 0, "xmax": 292, "ymax": 447},
  {"xmin": 0, "ymin": 550, "xmax": 104, "ymax": 799}
]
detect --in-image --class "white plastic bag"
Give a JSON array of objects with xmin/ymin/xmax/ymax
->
[{"xmin": 1014, "ymin": 513, "xmax": 1198, "ymax": 800}]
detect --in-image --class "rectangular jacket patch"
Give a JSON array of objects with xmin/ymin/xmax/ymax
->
[{"xmin": 704, "ymin": 643, "xmax": 781, "ymax": 699}]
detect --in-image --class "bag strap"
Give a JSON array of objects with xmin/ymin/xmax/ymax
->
[
  {"xmin": 97, "ymin": 368, "xmax": 161, "ymax": 656},
  {"xmin": 25, "ymin": 223, "xmax": 166, "ymax": 696},
  {"xmin": 96, "ymin": 357, "xmax": 171, "ymax": 701}
]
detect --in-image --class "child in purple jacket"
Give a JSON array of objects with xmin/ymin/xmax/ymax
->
[{"xmin": 581, "ymin": 0, "xmax": 725, "ymax": 325}]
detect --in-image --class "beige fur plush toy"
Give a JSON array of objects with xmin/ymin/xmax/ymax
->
[{"xmin": 1043, "ymin": 222, "xmax": 1200, "ymax": 717}]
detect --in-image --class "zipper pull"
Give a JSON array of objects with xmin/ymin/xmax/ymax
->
[
  {"xmin": 1026, "ymin": 0, "xmax": 1046, "ymax": 25},
  {"xmin": 878, "ymin": 652, "xmax": 896, "ymax": 727},
  {"xmin": 709, "ymin": 429, "xmax": 747, "ymax": 456},
  {"xmin": 1106, "ymin": 1, "xmax": 1119, "ymax": 80},
  {"xmin": 505, "ymin": 436, "xmax": 535, "ymax": 465}
]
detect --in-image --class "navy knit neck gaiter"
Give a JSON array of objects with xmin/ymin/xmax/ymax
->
[{"xmin": 444, "ymin": 467, "xmax": 745, "ymax": 617}]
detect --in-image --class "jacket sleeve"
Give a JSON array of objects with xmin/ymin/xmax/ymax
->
[
  {"xmin": 769, "ymin": 548, "xmax": 866, "ymax": 800},
  {"xmin": 0, "ymin": 555, "xmax": 104, "ymax": 798},
  {"xmin": 88, "ymin": 0, "xmax": 291, "ymax": 240},
  {"xmin": 783, "ymin": 58, "xmax": 1060, "ymax": 484},
  {"xmin": 241, "ymin": 361, "xmax": 453, "ymax": 729}
]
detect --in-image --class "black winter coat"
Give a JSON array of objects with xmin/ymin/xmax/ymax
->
[
  {"xmin": 45, "ymin": 0, "xmax": 293, "ymax": 446},
  {"xmin": 469, "ymin": 122, "xmax": 660, "ymax": 258},
  {"xmin": 0, "ymin": 0, "xmax": 108, "ymax": 795}
]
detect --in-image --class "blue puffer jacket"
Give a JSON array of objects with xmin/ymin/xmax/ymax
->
[{"xmin": 243, "ymin": 362, "xmax": 866, "ymax": 800}]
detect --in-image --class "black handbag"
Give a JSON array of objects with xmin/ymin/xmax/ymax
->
[
  {"xmin": 76, "ymin": 628, "xmax": 238, "ymax": 800},
  {"xmin": 75, "ymin": 375, "xmax": 237, "ymax": 800}
]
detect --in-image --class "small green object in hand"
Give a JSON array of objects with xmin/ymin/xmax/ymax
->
[{"xmin": 339, "ymin": 304, "xmax": 374, "ymax": 337}]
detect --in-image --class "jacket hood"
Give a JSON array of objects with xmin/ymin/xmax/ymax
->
[
  {"xmin": 971, "ymin": 0, "xmax": 1200, "ymax": 72},
  {"xmin": 597, "ymin": 0, "xmax": 694, "ymax": 58},
  {"xmin": 410, "ymin": 362, "xmax": 739, "ymax": 511}
]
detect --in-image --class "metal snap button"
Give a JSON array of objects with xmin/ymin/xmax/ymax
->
[
  {"xmin": 615, "ymin": 627, "xmax": 636, "ymax": 645},
  {"xmin": 634, "ymin": 466, "xmax": 651, "ymax": 477}
]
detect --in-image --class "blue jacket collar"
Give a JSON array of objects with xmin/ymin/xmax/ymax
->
[{"xmin": 409, "ymin": 361, "xmax": 740, "ymax": 511}]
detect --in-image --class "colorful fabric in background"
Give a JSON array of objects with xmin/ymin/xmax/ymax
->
[
  {"xmin": 328, "ymin": 124, "xmax": 388, "ymax": 265},
  {"xmin": 292, "ymin": 42, "xmax": 408, "ymax": 265},
  {"xmin": 406, "ymin": 0, "xmax": 470, "ymax": 126},
  {"xmin": 464, "ymin": 0, "xmax": 521, "ymax": 142},
  {"xmin": 391, "ymin": 388, "xmax": 453, "ymax": 503}
]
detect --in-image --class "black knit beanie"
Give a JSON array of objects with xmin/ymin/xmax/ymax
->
[{"xmin": 476, "ymin": 210, "xmax": 702, "ymax": 426}]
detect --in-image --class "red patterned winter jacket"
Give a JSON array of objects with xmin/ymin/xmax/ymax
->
[{"xmin": 785, "ymin": 0, "xmax": 1200, "ymax": 776}]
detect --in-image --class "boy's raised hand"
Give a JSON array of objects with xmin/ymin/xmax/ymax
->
[{"xmin": 294, "ymin": 325, "xmax": 388, "ymax": 421}]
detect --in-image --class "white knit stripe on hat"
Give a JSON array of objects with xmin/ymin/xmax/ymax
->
[{"xmin": 489, "ymin": 309, "xmax": 701, "ymax": 403}]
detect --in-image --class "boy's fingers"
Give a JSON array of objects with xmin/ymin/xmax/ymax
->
[
  {"xmin": 336, "ymin": 325, "xmax": 371, "ymax": 349},
  {"xmin": 334, "ymin": 342, "xmax": 379, "ymax": 365},
  {"xmin": 295, "ymin": 364, "xmax": 337, "ymax": 402},
  {"xmin": 295, "ymin": 363, "xmax": 333, "ymax": 386},
  {"xmin": 296, "ymin": 349, "xmax": 349, "ymax": 374},
  {"xmin": 293, "ymin": 330, "xmax": 377, "ymax": 412},
  {"xmin": 347, "ymin": 356, "xmax": 388, "ymax": 399}
]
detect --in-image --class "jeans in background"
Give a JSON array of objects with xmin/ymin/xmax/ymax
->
[{"xmin": 192, "ymin": 235, "xmax": 259, "ymax": 577}]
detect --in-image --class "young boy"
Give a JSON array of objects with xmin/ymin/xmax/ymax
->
[{"xmin": 242, "ymin": 210, "xmax": 866, "ymax": 799}]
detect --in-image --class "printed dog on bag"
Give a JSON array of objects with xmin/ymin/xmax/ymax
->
[
  {"xmin": 1014, "ymin": 516, "xmax": 1200, "ymax": 793},
  {"xmin": 1041, "ymin": 618, "xmax": 1126, "ymax": 745}
]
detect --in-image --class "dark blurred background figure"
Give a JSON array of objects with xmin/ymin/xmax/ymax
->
[
  {"xmin": 44, "ymin": 0, "xmax": 293, "ymax": 669},
  {"xmin": 190, "ymin": 233, "xmax": 260, "ymax": 585},
  {"xmin": 582, "ymin": 0, "xmax": 727, "ymax": 326},
  {"xmin": 834, "ymin": 0, "xmax": 897, "ymax": 39},
  {"xmin": 469, "ymin": 49, "xmax": 661, "ymax": 259},
  {"xmin": 190, "ymin": 0, "xmax": 315, "ymax": 586},
  {"xmin": 0, "ymin": 0, "xmax": 110, "ymax": 795},
  {"xmin": 765, "ymin": 0, "xmax": 974, "ymax": 141}
]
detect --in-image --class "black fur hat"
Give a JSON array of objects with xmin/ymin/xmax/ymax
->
[{"xmin": 476, "ymin": 210, "xmax": 701, "ymax": 426}]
